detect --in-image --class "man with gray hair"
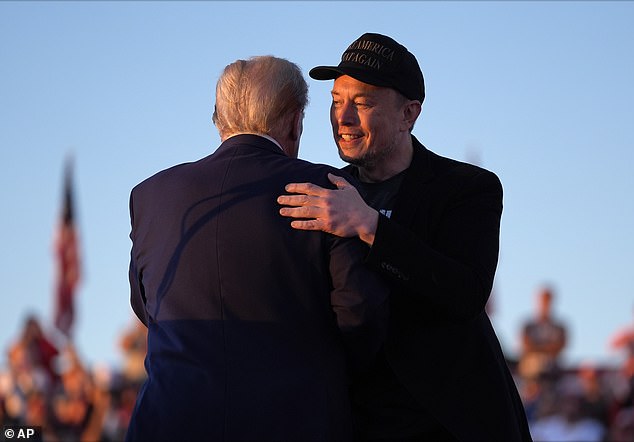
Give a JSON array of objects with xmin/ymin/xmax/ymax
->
[{"xmin": 125, "ymin": 56, "xmax": 387, "ymax": 441}]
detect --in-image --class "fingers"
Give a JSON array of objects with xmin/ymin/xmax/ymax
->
[
  {"xmin": 278, "ymin": 203, "xmax": 325, "ymax": 220},
  {"xmin": 277, "ymin": 206, "xmax": 325, "ymax": 231},
  {"xmin": 289, "ymin": 219, "xmax": 322, "ymax": 231},
  {"xmin": 327, "ymin": 173, "xmax": 351, "ymax": 190},
  {"xmin": 276, "ymin": 194, "xmax": 311, "ymax": 207},
  {"xmin": 278, "ymin": 205, "xmax": 314, "ymax": 219},
  {"xmin": 282, "ymin": 174, "xmax": 349, "ymax": 197},
  {"xmin": 277, "ymin": 194, "xmax": 330, "ymax": 211},
  {"xmin": 283, "ymin": 182, "xmax": 329, "ymax": 196}
]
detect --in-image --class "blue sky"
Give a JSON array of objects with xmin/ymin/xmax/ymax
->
[{"xmin": 1, "ymin": 1, "xmax": 633, "ymax": 370}]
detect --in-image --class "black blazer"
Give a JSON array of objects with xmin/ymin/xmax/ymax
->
[
  {"xmin": 351, "ymin": 136, "xmax": 532, "ymax": 441},
  {"xmin": 126, "ymin": 134, "xmax": 388, "ymax": 441}
]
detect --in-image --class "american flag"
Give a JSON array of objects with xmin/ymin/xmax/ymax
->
[{"xmin": 54, "ymin": 157, "xmax": 80, "ymax": 336}]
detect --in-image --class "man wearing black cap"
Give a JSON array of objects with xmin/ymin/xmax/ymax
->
[{"xmin": 278, "ymin": 33, "xmax": 532, "ymax": 441}]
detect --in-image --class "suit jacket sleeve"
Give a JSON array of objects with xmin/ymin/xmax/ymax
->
[
  {"xmin": 328, "ymin": 234, "xmax": 389, "ymax": 374},
  {"xmin": 128, "ymin": 189, "xmax": 149, "ymax": 326},
  {"xmin": 365, "ymin": 168, "xmax": 502, "ymax": 321}
]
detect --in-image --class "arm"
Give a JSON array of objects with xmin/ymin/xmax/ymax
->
[
  {"xmin": 129, "ymin": 191, "xmax": 149, "ymax": 326},
  {"xmin": 279, "ymin": 169, "xmax": 503, "ymax": 321},
  {"xmin": 327, "ymin": 234, "xmax": 389, "ymax": 374},
  {"xmin": 366, "ymin": 170, "xmax": 503, "ymax": 320}
]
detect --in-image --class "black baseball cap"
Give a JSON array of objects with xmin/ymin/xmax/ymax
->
[{"xmin": 309, "ymin": 33, "xmax": 425, "ymax": 103}]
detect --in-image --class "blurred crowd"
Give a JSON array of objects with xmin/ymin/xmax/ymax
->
[
  {"xmin": 0, "ymin": 316, "xmax": 146, "ymax": 442},
  {"xmin": 1, "ymin": 286, "xmax": 633, "ymax": 441},
  {"xmin": 512, "ymin": 287, "xmax": 634, "ymax": 442}
]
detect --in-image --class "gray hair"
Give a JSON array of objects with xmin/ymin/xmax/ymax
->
[{"xmin": 212, "ymin": 56, "xmax": 308, "ymax": 139}]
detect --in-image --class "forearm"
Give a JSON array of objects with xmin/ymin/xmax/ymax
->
[
  {"xmin": 368, "ymin": 220, "xmax": 495, "ymax": 319},
  {"xmin": 365, "ymin": 179, "xmax": 502, "ymax": 320},
  {"xmin": 329, "ymin": 236, "xmax": 389, "ymax": 372}
]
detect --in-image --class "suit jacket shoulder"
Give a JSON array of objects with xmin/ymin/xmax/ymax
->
[{"xmin": 404, "ymin": 137, "xmax": 502, "ymax": 211}]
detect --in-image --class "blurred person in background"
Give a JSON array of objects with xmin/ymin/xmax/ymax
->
[
  {"xmin": 608, "ymin": 407, "xmax": 634, "ymax": 442},
  {"xmin": 118, "ymin": 318, "xmax": 147, "ymax": 387},
  {"xmin": 530, "ymin": 375, "xmax": 605, "ymax": 442},
  {"xmin": 519, "ymin": 377, "xmax": 546, "ymax": 424},
  {"xmin": 125, "ymin": 55, "xmax": 388, "ymax": 441},
  {"xmin": 100, "ymin": 379, "xmax": 139, "ymax": 442},
  {"xmin": 0, "ymin": 379, "xmax": 5, "ymax": 426},
  {"xmin": 0, "ymin": 369, "xmax": 20, "ymax": 427},
  {"xmin": 576, "ymin": 363, "xmax": 612, "ymax": 429},
  {"xmin": 4, "ymin": 314, "xmax": 60, "ymax": 434},
  {"xmin": 48, "ymin": 345, "xmax": 96, "ymax": 441},
  {"xmin": 519, "ymin": 286, "xmax": 568, "ymax": 384},
  {"xmin": 609, "ymin": 303, "xmax": 634, "ymax": 409},
  {"xmin": 7, "ymin": 314, "xmax": 60, "ymax": 392}
]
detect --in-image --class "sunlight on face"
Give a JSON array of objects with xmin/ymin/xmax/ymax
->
[{"xmin": 330, "ymin": 75, "xmax": 408, "ymax": 171}]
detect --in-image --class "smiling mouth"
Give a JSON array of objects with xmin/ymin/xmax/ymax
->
[{"xmin": 339, "ymin": 134, "xmax": 362, "ymax": 141}]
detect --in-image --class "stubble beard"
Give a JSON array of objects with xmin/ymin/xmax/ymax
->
[{"xmin": 337, "ymin": 141, "xmax": 396, "ymax": 176}]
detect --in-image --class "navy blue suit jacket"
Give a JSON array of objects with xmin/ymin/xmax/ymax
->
[{"xmin": 126, "ymin": 135, "xmax": 388, "ymax": 441}]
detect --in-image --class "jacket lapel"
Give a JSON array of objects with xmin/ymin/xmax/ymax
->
[{"xmin": 391, "ymin": 136, "xmax": 434, "ymax": 227}]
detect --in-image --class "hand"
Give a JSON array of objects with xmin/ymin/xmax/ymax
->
[{"xmin": 277, "ymin": 173, "xmax": 378, "ymax": 245}]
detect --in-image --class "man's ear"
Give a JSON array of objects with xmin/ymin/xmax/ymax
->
[
  {"xmin": 402, "ymin": 101, "xmax": 422, "ymax": 132},
  {"xmin": 290, "ymin": 110, "xmax": 304, "ymax": 141}
]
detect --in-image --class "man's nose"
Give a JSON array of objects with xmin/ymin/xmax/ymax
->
[{"xmin": 336, "ymin": 102, "xmax": 358, "ymax": 126}]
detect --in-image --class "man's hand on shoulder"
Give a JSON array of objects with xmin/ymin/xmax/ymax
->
[{"xmin": 277, "ymin": 173, "xmax": 378, "ymax": 245}]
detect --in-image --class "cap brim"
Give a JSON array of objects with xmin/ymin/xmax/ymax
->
[
  {"xmin": 309, "ymin": 66, "xmax": 344, "ymax": 80},
  {"xmin": 309, "ymin": 65, "xmax": 393, "ymax": 89}
]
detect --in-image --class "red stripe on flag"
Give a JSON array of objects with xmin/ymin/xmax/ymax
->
[{"xmin": 54, "ymin": 158, "xmax": 80, "ymax": 336}]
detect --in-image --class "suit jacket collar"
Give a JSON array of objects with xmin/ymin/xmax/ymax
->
[
  {"xmin": 219, "ymin": 133, "xmax": 286, "ymax": 156},
  {"xmin": 390, "ymin": 135, "xmax": 434, "ymax": 225},
  {"xmin": 406, "ymin": 135, "xmax": 434, "ymax": 184}
]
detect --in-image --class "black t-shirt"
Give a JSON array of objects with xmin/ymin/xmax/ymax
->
[{"xmin": 350, "ymin": 168, "xmax": 406, "ymax": 219}]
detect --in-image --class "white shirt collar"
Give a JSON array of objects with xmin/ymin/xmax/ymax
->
[{"xmin": 226, "ymin": 132, "xmax": 284, "ymax": 152}]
